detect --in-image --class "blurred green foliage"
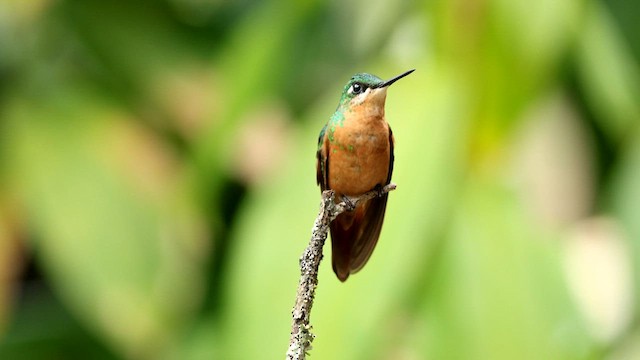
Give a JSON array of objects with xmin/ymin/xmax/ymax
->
[{"xmin": 0, "ymin": 0, "xmax": 639, "ymax": 359}]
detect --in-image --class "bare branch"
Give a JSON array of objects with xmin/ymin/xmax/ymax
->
[{"xmin": 286, "ymin": 183, "xmax": 397, "ymax": 360}]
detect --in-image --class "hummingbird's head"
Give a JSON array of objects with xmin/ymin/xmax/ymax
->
[{"xmin": 337, "ymin": 69, "xmax": 415, "ymax": 112}]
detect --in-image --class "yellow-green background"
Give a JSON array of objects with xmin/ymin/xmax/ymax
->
[{"xmin": 0, "ymin": 0, "xmax": 639, "ymax": 359}]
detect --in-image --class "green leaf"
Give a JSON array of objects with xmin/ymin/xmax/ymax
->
[{"xmin": 3, "ymin": 87, "xmax": 209, "ymax": 359}]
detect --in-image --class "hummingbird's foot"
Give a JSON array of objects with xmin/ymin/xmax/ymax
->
[
  {"xmin": 341, "ymin": 195, "xmax": 356, "ymax": 211},
  {"xmin": 375, "ymin": 184, "xmax": 385, "ymax": 197}
]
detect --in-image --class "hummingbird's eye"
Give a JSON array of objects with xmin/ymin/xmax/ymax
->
[{"xmin": 351, "ymin": 83, "xmax": 365, "ymax": 95}]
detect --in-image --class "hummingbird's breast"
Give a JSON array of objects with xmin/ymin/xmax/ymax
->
[{"xmin": 327, "ymin": 114, "xmax": 391, "ymax": 196}]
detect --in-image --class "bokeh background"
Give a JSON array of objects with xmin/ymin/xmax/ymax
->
[{"xmin": 0, "ymin": 0, "xmax": 639, "ymax": 359}]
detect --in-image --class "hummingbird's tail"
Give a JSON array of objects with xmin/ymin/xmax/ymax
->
[{"xmin": 330, "ymin": 194, "xmax": 388, "ymax": 281}]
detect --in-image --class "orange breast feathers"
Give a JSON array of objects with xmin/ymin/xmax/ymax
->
[{"xmin": 326, "ymin": 117, "xmax": 391, "ymax": 196}]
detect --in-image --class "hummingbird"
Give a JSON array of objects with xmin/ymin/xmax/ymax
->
[{"xmin": 316, "ymin": 69, "xmax": 414, "ymax": 281}]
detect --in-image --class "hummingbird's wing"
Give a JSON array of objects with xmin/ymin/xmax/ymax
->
[
  {"xmin": 330, "ymin": 127, "xmax": 395, "ymax": 281},
  {"xmin": 316, "ymin": 124, "xmax": 329, "ymax": 190}
]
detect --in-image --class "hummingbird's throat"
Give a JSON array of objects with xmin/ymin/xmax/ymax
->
[{"xmin": 347, "ymin": 88, "xmax": 387, "ymax": 120}]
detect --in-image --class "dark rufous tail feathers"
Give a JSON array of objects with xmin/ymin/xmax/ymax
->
[{"xmin": 330, "ymin": 193, "xmax": 389, "ymax": 282}]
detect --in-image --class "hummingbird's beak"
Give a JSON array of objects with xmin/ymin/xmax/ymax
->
[{"xmin": 378, "ymin": 69, "xmax": 415, "ymax": 88}]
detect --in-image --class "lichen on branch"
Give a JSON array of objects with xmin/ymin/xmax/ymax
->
[{"xmin": 286, "ymin": 183, "xmax": 397, "ymax": 360}]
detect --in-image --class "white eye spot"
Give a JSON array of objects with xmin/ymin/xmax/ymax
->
[{"xmin": 352, "ymin": 92, "xmax": 367, "ymax": 105}]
